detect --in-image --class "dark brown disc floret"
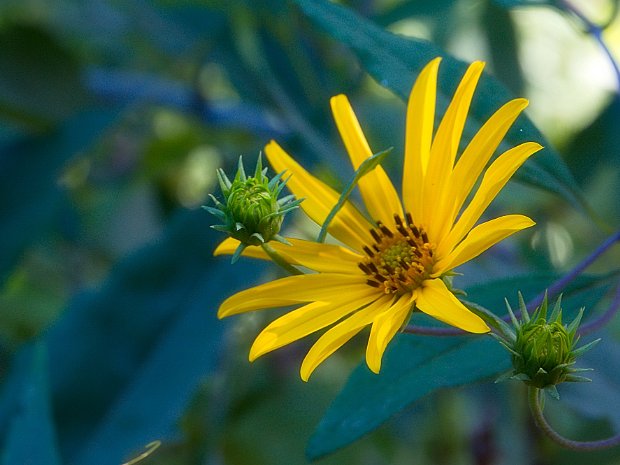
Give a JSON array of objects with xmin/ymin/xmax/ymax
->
[{"xmin": 358, "ymin": 214, "xmax": 435, "ymax": 294}]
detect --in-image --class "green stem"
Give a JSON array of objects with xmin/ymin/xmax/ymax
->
[
  {"xmin": 260, "ymin": 242, "xmax": 303, "ymax": 275},
  {"xmin": 528, "ymin": 387, "xmax": 620, "ymax": 450}
]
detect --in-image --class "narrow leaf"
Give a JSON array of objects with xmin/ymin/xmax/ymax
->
[{"xmin": 317, "ymin": 147, "xmax": 391, "ymax": 242}]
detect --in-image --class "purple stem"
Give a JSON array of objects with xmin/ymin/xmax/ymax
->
[
  {"xmin": 579, "ymin": 282, "xmax": 620, "ymax": 336},
  {"xmin": 528, "ymin": 229, "xmax": 620, "ymax": 310},
  {"xmin": 559, "ymin": 0, "xmax": 620, "ymax": 92}
]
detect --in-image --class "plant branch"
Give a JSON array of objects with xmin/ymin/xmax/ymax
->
[
  {"xmin": 528, "ymin": 386, "xmax": 620, "ymax": 450},
  {"xmin": 528, "ymin": 229, "xmax": 620, "ymax": 310},
  {"xmin": 578, "ymin": 282, "xmax": 620, "ymax": 336},
  {"xmin": 559, "ymin": 0, "xmax": 620, "ymax": 92}
]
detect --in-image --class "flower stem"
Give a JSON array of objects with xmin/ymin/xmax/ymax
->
[
  {"xmin": 528, "ymin": 229, "xmax": 620, "ymax": 311},
  {"xmin": 578, "ymin": 283, "xmax": 620, "ymax": 336},
  {"xmin": 559, "ymin": 0, "xmax": 620, "ymax": 92},
  {"xmin": 528, "ymin": 386, "xmax": 620, "ymax": 450},
  {"xmin": 260, "ymin": 242, "xmax": 303, "ymax": 275}
]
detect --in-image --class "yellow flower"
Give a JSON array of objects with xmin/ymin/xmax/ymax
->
[{"xmin": 215, "ymin": 58, "xmax": 542, "ymax": 381}]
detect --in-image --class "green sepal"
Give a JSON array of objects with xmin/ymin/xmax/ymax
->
[
  {"xmin": 571, "ymin": 338, "xmax": 601, "ymax": 357},
  {"xmin": 544, "ymin": 385, "xmax": 560, "ymax": 400},
  {"xmin": 205, "ymin": 155, "xmax": 303, "ymax": 248}
]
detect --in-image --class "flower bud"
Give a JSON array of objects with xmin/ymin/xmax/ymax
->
[
  {"xmin": 495, "ymin": 293, "xmax": 600, "ymax": 398},
  {"xmin": 205, "ymin": 155, "xmax": 302, "ymax": 261}
]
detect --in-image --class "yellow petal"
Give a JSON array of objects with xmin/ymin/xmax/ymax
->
[
  {"xmin": 435, "ymin": 214, "xmax": 535, "ymax": 273},
  {"xmin": 300, "ymin": 295, "xmax": 392, "ymax": 381},
  {"xmin": 415, "ymin": 278, "xmax": 489, "ymax": 333},
  {"xmin": 403, "ymin": 57, "xmax": 441, "ymax": 223},
  {"xmin": 214, "ymin": 237, "xmax": 363, "ymax": 273},
  {"xmin": 265, "ymin": 140, "xmax": 373, "ymax": 251},
  {"xmin": 366, "ymin": 293, "xmax": 415, "ymax": 373},
  {"xmin": 249, "ymin": 290, "xmax": 379, "ymax": 361},
  {"xmin": 218, "ymin": 273, "xmax": 368, "ymax": 318},
  {"xmin": 424, "ymin": 61, "xmax": 485, "ymax": 241},
  {"xmin": 448, "ymin": 98, "xmax": 529, "ymax": 226},
  {"xmin": 437, "ymin": 141, "xmax": 542, "ymax": 258},
  {"xmin": 330, "ymin": 95, "xmax": 403, "ymax": 225}
]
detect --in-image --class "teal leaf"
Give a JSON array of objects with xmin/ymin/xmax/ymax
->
[
  {"xmin": 492, "ymin": 0, "xmax": 555, "ymax": 7},
  {"xmin": 294, "ymin": 0, "xmax": 585, "ymax": 210},
  {"xmin": 0, "ymin": 342, "xmax": 61, "ymax": 465},
  {"xmin": 0, "ymin": 108, "xmax": 120, "ymax": 287},
  {"xmin": 38, "ymin": 209, "xmax": 264, "ymax": 465},
  {"xmin": 307, "ymin": 272, "xmax": 615, "ymax": 459},
  {"xmin": 564, "ymin": 95, "xmax": 620, "ymax": 184},
  {"xmin": 482, "ymin": 1, "xmax": 524, "ymax": 95},
  {"xmin": 307, "ymin": 335, "xmax": 508, "ymax": 460},
  {"xmin": 0, "ymin": 24, "xmax": 88, "ymax": 127},
  {"xmin": 374, "ymin": 0, "xmax": 457, "ymax": 26},
  {"xmin": 562, "ymin": 336, "xmax": 620, "ymax": 432},
  {"xmin": 317, "ymin": 147, "xmax": 392, "ymax": 242},
  {"xmin": 72, "ymin": 267, "xmax": 225, "ymax": 465}
]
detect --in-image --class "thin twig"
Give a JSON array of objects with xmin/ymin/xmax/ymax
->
[
  {"xmin": 559, "ymin": 0, "xmax": 620, "ymax": 92},
  {"xmin": 578, "ymin": 283, "xmax": 620, "ymax": 336},
  {"xmin": 528, "ymin": 386, "xmax": 620, "ymax": 450},
  {"xmin": 528, "ymin": 229, "xmax": 620, "ymax": 310}
]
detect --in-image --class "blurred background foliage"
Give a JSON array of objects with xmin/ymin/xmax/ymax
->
[{"xmin": 0, "ymin": 0, "xmax": 619, "ymax": 464}]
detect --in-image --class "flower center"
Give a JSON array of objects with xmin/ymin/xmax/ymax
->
[{"xmin": 358, "ymin": 213, "xmax": 435, "ymax": 294}]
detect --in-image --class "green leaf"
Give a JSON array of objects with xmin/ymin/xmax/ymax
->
[
  {"xmin": 562, "ymin": 336, "xmax": 620, "ymax": 432},
  {"xmin": 307, "ymin": 335, "xmax": 508, "ymax": 460},
  {"xmin": 374, "ymin": 0, "xmax": 457, "ymax": 26},
  {"xmin": 0, "ymin": 342, "xmax": 61, "ymax": 465},
  {"xmin": 307, "ymin": 272, "xmax": 614, "ymax": 459},
  {"xmin": 0, "ymin": 24, "xmax": 88, "ymax": 128},
  {"xmin": 37, "ymin": 209, "xmax": 264, "ymax": 464},
  {"xmin": 0, "ymin": 108, "xmax": 119, "ymax": 287},
  {"xmin": 564, "ymin": 95, "xmax": 620, "ymax": 184},
  {"xmin": 72, "ymin": 266, "xmax": 226, "ymax": 465},
  {"xmin": 492, "ymin": 0, "xmax": 555, "ymax": 7},
  {"xmin": 294, "ymin": 0, "xmax": 585, "ymax": 210},
  {"xmin": 317, "ymin": 147, "xmax": 392, "ymax": 242},
  {"xmin": 482, "ymin": 2, "xmax": 524, "ymax": 95}
]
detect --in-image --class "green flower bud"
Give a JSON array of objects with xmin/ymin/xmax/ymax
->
[
  {"xmin": 495, "ymin": 293, "xmax": 600, "ymax": 399},
  {"xmin": 205, "ymin": 155, "xmax": 302, "ymax": 262},
  {"xmin": 514, "ymin": 310, "xmax": 573, "ymax": 388}
]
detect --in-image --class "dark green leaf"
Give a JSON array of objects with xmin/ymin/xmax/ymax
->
[
  {"xmin": 39, "ymin": 209, "xmax": 264, "ymax": 464},
  {"xmin": 492, "ymin": 0, "xmax": 555, "ymax": 7},
  {"xmin": 307, "ymin": 335, "xmax": 508, "ymax": 460},
  {"xmin": 0, "ymin": 24, "xmax": 88, "ymax": 127},
  {"xmin": 307, "ymin": 272, "xmax": 614, "ymax": 459},
  {"xmin": 562, "ymin": 336, "xmax": 620, "ymax": 432},
  {"xmin": 482, "ymin": 2, "xmax": 524, "ymax": 95},
  {"xmin": 0, "ymin": 342, "xmax": 61, "ymax": 465},
  {"xmin": 564, "ymin": 95, "xmax": 620, "ymax": 184},
  {"xmin": 0, "ymin": 109, "xmax": 119, "ymax": 287},
  {"xmin": 375, "ymin": 0, "xmax": 457, "ymax": 26},
  {"xmin": 72, "ymin": 266, "xmax": 226, "ymax": 465},
  {"xmin": 294, "ymin": 0, "xmax": 585, "ymax": 210}
]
